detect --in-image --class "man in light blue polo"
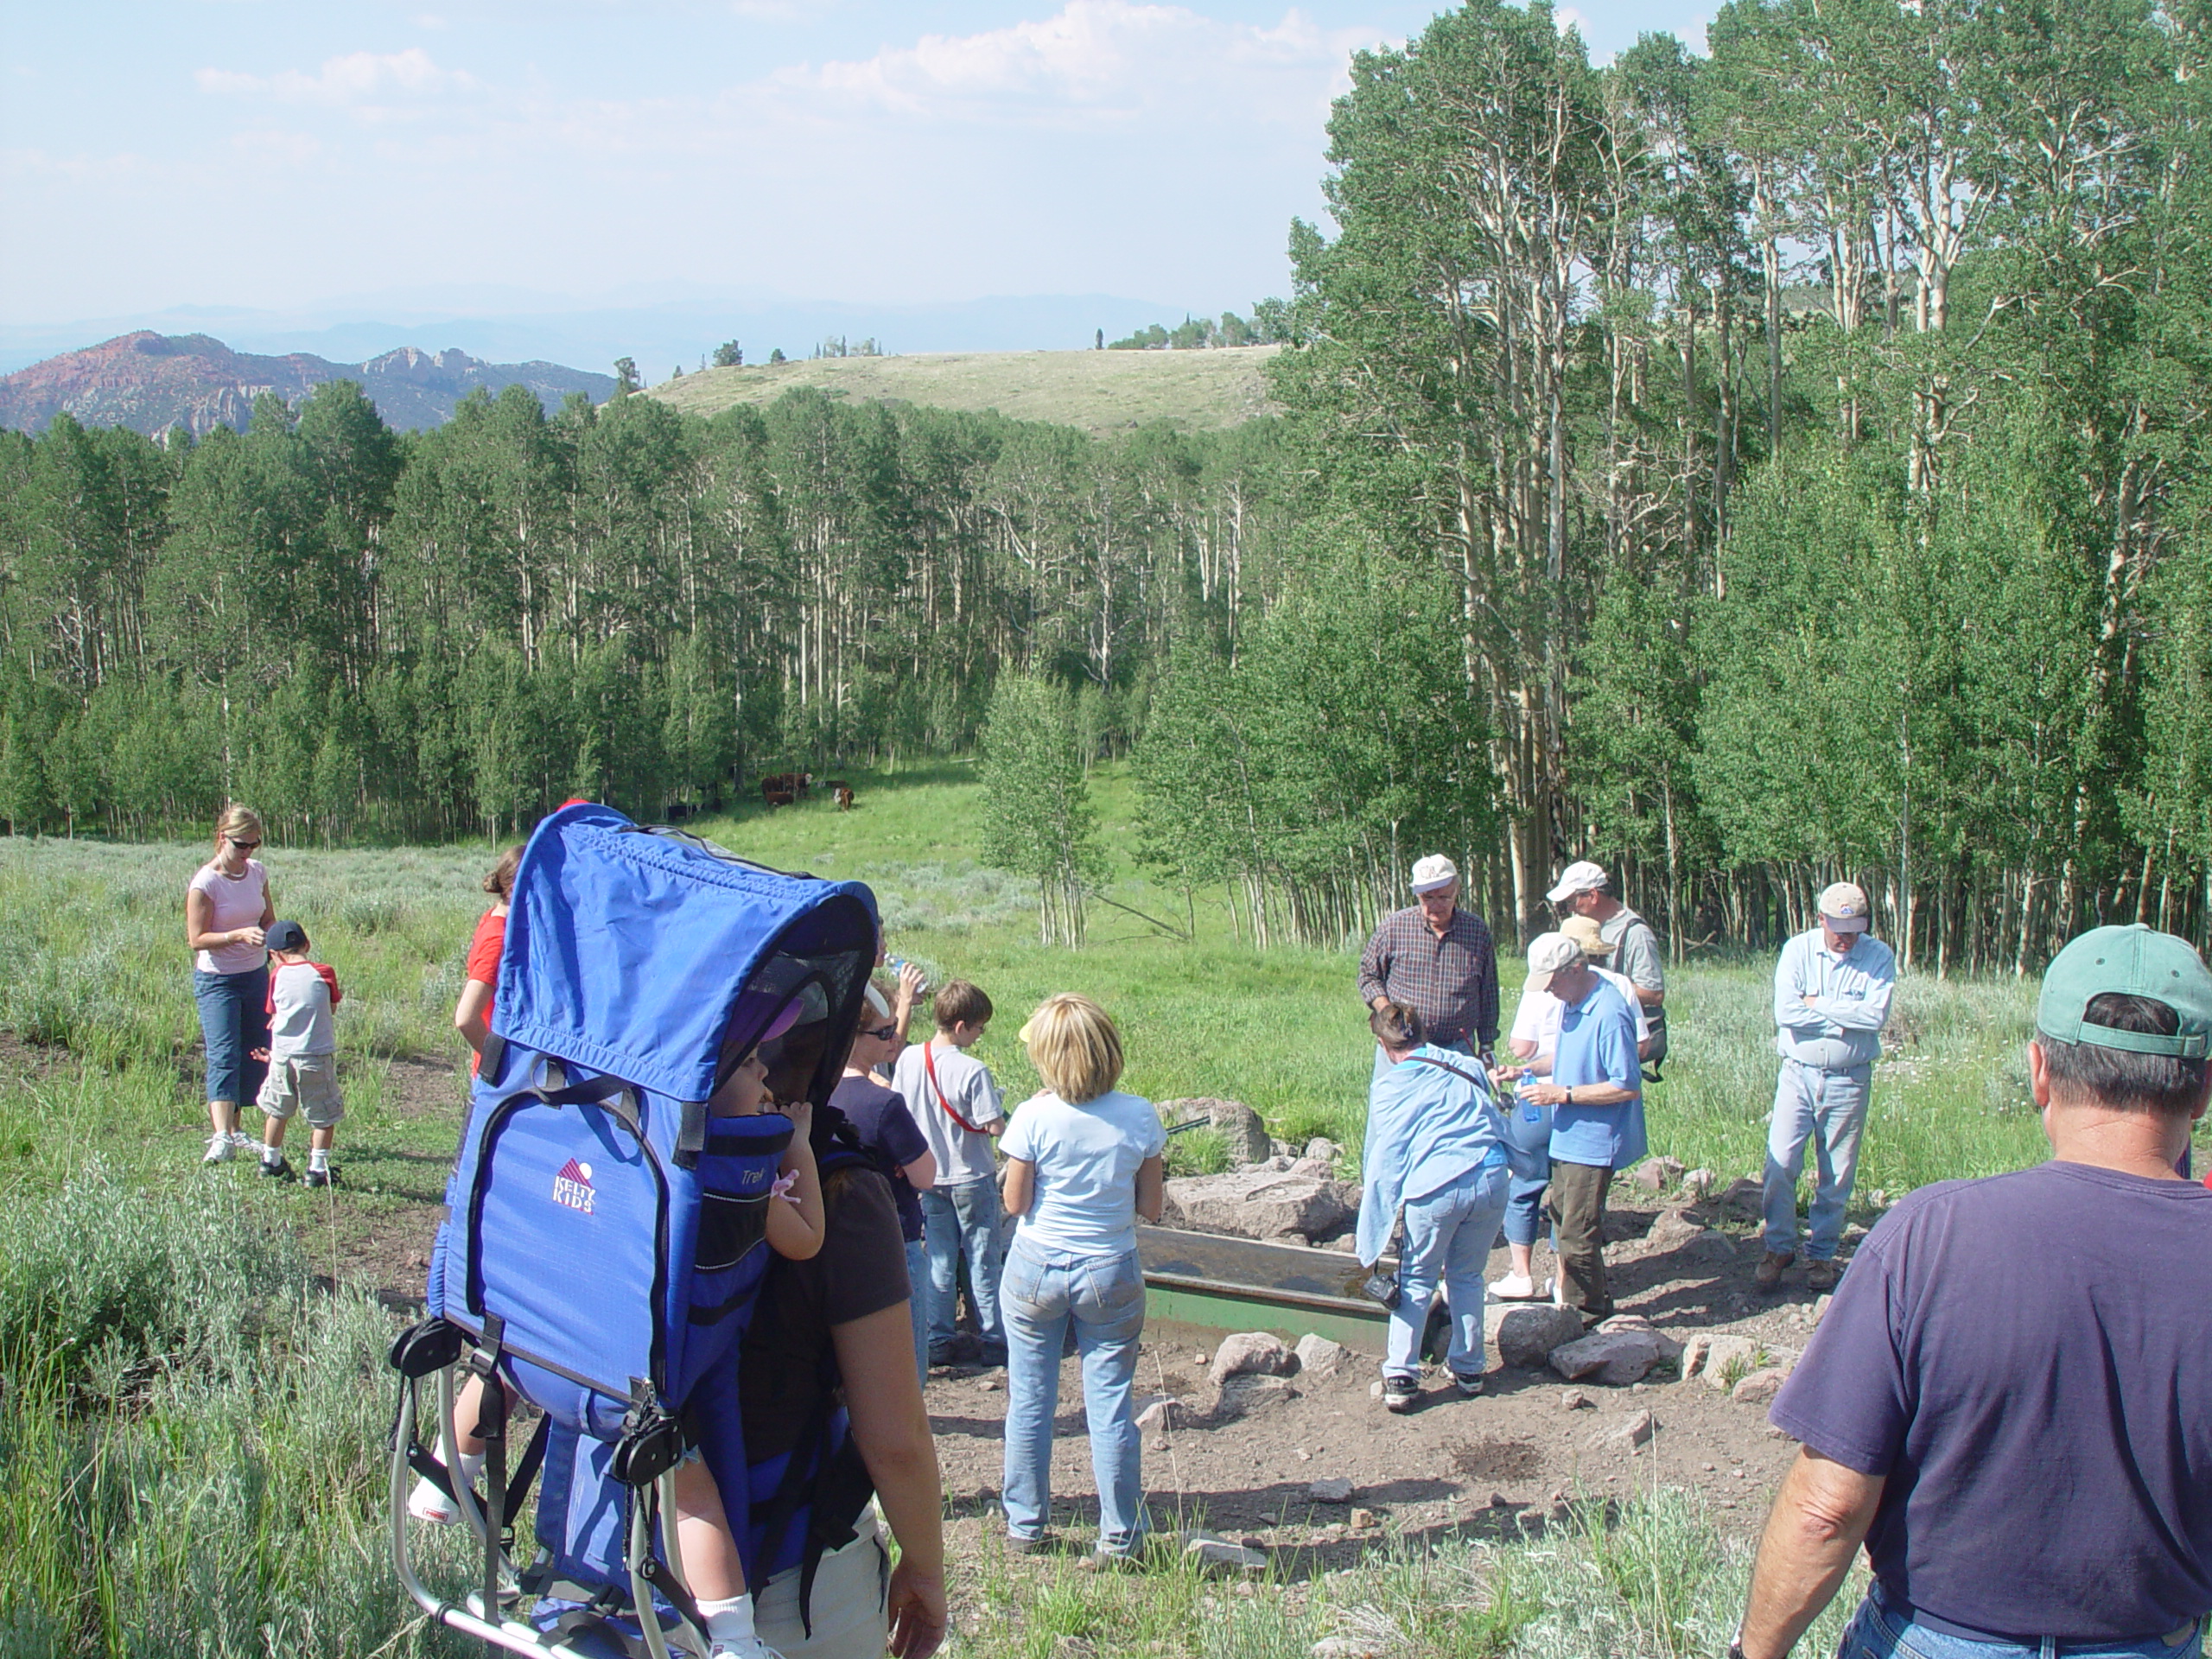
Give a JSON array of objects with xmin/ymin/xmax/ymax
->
[
  {"xmin": 1758, "ymin": 881, "xmax": 1897, "ymax": 1294},
  {"xmin": 1503, "ymin": 933, "xmax": 1643, "ymax": 1322}
]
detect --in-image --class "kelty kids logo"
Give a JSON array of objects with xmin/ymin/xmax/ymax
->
[{"xmin": 552, "ymin": 1158, "xmax": 595, "ymax": 1215}]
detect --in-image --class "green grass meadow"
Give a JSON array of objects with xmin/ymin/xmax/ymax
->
[{"xmin": 0, "ymin": 761, "xmax": 2123, "ymax": 1656}]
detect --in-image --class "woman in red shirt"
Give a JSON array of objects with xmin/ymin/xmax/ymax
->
[{"xmin": 454, "ymin": 845, "xmax": 523, "ymax": 1072}]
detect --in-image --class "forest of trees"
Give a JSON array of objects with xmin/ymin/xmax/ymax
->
[{"xmin": 9, "ymin": 0, "xmax": 2212, "ymax": 975}]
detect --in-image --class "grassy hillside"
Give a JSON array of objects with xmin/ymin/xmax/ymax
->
[{"xmin": 645, "ymin": 346, "xmax": 1282, "ymax": 435}]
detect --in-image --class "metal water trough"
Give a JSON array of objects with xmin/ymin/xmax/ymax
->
[{"xmin": 1138, "ymin": 1224, "xmax": 1389, "ymax": 1351}]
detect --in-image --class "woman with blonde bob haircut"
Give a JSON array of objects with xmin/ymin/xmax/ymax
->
[{"xmin": 996, "ymin": 994, "xmax": 1166, "ymax": 1561}]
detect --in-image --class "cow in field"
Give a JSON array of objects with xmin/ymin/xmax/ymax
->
[
  {"xmin": 764, "ymin": 789, "xmax": 796, "ymax": 809},
  {"xmin": 833, "ymin": 786, "xmax": 855, "ymax": 811}
]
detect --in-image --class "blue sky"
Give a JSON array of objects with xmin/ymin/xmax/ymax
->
[{"xmin": 2, "ymin": 2, "xmax": 1716, "ymax": 329}]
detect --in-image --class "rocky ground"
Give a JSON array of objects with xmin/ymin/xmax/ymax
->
[{"xmin": 925, "ymin": 1163, "xmax": 1852, "ymax": 1573}]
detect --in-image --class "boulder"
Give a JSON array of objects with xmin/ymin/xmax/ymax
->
[
  {"xmin": 1811, "ymin": 1294, "xmax": 1834, "ymax": 1328},
  {"xmin": 1158, "ymin": 1098, "xmax": 1274, "ymax": 1166},
  {"xmin": 1548, "ymin": 1327, "xmax": 1671, "ymax": 1387},
  {"xmin": 1135, "ymin": 1396, "xmax": 1187, "ymax": 1432},
  {"xmin": 1700, "ymin": 1334, "xmax": 1762, "ymax": 1391},
  {"xmin": 1559, "ymin": 1388, "xmax": 1594, "ymax": 1410},
  {"xmin": 1160, "ymin": 1166, "xmax": 1357, "ymax": 1244},
  {"xmin": 1180, "ymin": 1531, "xmax": 1269, "ymax": 1575},
  {"xmin": 1604, "ymin": 1409, "xmax": 1657, "ymax": 1451},
  {"xmin": 1303, "ymin": 1137, "xmax": 1342, "ymax": 1167},
  {"xmin": 1294, "ymin": 1333, "xmax": 1349, "ymax": 1379},
  {"xmin": 1211, "ymin": 1331, "xmax": 1296, "ymax": 1386},
  {"xmin": 1215, "ymin": 1375, "xmax": 1300, "ymax": 1420},
  {"xmin": 1306, "ymin": 1476, "xmax": 1355, "ymax": 1503},
  {"xmin": 1643, "ymin": 1208, "xmax": 1736, "ymax": 1263},
  {"xmin": 1732, "ymin": 1367, "xmax": 1789, "ymax": 1405},
  {"xmin": 1630, "ymin": 1155, "xmax": 1687, "ymax": 1193},
  {"xmin": 1719, "ymin": 1175, "xmax": 1766, "ymax": 1222},
  {"xmin": 1348, "ymin": 1508, "xmax": 1379, "ymax": 1531},
  {"xmin": 1497, "ymin": 1305, "xmax": 1588, "ymax": 1369},
  {"xmin": 1681, "ymin": 1167, "xmax": 1717, "ymax": 1198}
]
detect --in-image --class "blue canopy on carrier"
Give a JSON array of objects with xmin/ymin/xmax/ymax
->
[{"xmin": 389, "ymin": 803, "xmax": 880, "ymax": 1659}]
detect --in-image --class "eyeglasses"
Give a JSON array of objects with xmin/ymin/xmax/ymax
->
[
  {"xmin": 227, "ymin": 837, "xmax": 261, "ymax": 851},
  {"xmin": 860, "ymin": 1025, "xmax": 899, "ymax": 1042}
]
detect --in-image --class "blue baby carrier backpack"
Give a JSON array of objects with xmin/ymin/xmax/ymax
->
[{"xmin": 386, "ymin": 802, "xmax": 879, "ymax": 1659}]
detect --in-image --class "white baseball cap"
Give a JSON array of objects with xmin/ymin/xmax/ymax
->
[
  {"xmin": 1526, "ymin": 931, "xmax": 1585, "ymax": 994},
  {"xmin": 1818, "ymin": 881, "xmax": 1871, "ymax": 933},
  {"xmin": 1547, "ymin": 860, "xmax": 1609, "ymax": 905},
  {"xmin": 1410, "ymin": 855, "xmax": 1459, "ymax": 893}
]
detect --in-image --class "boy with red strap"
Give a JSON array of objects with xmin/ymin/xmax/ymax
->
[{"xmin": 892, "ymin": 981, "xmax": 1007, "ymax": 1368}]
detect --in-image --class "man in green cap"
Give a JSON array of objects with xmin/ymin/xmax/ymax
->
[{"xmin": 1731, "ymin": 925, "xmax": 2212, "ymax": 1659}]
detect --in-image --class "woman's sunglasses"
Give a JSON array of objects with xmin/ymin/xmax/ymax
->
[
  {"xmin": 228, "ymin": 837, "xmax": 261, "ymax": 851},
  {"xmin": 859, "ymin": 1024, "xmax": 899, "ymax": 1043}
]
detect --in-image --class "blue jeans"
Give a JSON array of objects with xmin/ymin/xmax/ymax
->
[
  {"xmin": 905, "ymin": 1237, "xmax": 929, "ymax": 1389},
  {"xmin": 193, "ymin": 965, "xmax": 270, "ymax": 1106},
  {"xmin": 920, "ymin": 1178, "xmax": 1004, "ymax": 1351},
  {"xmin": 1386, "ymin": 1160, "xmax": 1510, "ymax": 1382},
  {"xmin": 1764, "ymin": 1059, "xmax": 1872, "ymax": 1261},
  {"xmin": 1503, "ymin": 1169, "xmax": 1551, "ymax": 1249},
  {"xmin": 1840, "ymin": 1585, "xmax": 2203, "ymax": 1658},
  {"xmin": 998, "ymin": 1239, "xmax": 1148, "ymax": 1554}
]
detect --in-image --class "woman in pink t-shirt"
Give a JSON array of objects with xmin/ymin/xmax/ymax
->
[{"xmin": 185, "ymin": 804, "xmax": 277, "ymax": 1164}]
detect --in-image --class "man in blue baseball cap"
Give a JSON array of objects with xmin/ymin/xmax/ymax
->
[{"xmin": 1732, "ymin": 924, "xmax": 2212, "ymax": 1659}]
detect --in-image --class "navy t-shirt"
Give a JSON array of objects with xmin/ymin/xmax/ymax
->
[
  {"xmin": 1770, "ymin": 1161, "xmax": 2212, "ymax": 1641},
  {"xmin": 829, "ymin": 1076, "xmax": 930, "ymax": 1243}
]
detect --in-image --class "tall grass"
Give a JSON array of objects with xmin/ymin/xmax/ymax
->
[{"xmin": 0, "ymin": 1168, "xmax": 472, "ymax": 1658}]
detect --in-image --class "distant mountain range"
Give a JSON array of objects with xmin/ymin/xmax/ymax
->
[{"xmin": 0, "ymin": 333, "xmax": 617, "ymax": 437}]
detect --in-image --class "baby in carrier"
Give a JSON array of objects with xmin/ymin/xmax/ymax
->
[
  {"xmin": 412, "ymin": 1003, "xmax": 824, "ymax": 1659},
  {"xmin": 668, "ymin": 1020, "xmax": 823, "ymax": 1659}
]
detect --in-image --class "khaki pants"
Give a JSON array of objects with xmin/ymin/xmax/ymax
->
[
  {"xmin": 754, "ymin": 1508, "xmax": 890, "ymax": 1659},
  {"xmin": 1546, "ymin": 1160, "xmax": 1613, "ymax": 1318}
]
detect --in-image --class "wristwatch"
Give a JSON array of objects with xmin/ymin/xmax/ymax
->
[{"xmin": 1565, "ymin": 1086, "xmax": 1575, "ymax": 1105}]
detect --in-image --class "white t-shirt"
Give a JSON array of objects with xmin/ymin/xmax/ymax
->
[
  {"xmin": 1510, "ymin": 966, "xmax": 1651, "ymax": 1065},
  {"xmin": 890, "ymin": 1039, "xmax": 1003, "ymax": 1186},
  {"xmin": 1001, "ymin": 1089, "xmax": 1167, "ymax": 1258},
  {"xmin": 269, "ymin": 959, "xmax": 339, "ymax": 1058},
  {"xmin": 190, "ymin": 860, "xmax": 269, "ymax": 975}
]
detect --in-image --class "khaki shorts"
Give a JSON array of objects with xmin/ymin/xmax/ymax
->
[
  {"xmin": 257, "ymin": 1053, "xmax": 344, "ymax": 1128},
  {"xmin": 754, "ymin": 1507, "xmax": 889, "ymax": 1659}
]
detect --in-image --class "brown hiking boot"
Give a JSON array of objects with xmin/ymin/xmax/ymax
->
[
  {"xmin": 1755, "ymin": 1250, "xmax": 1795, "ymax": 1292},
  {"xmin": 1806, "ymin": 1259, "xmax": 1841, "ymax": 1293}
]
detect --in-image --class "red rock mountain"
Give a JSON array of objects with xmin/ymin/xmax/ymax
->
[{"xmin": 0, "ymin": 332, "xmax": 615, "ymax": 436}]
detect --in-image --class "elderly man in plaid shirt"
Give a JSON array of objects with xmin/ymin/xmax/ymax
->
[{"xmin": 1358, "ymin": 855, "xmax": 1502, "ymax": 1081}]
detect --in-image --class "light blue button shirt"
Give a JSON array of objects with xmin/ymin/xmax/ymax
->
[
  {"xmin": 1773, "ymin": 929, "xmax": 1897, "ymax": 1070},
  {"xmin": 1357, "ymin": 1045, "xmax": 1508, "ymax": 1264},
  {"xmin": 1548, "ymin": 977, "xmax": 1646, "ymax": 1169}
]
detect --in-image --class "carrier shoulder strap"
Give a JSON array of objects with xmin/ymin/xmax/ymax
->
[
  {"xmin": 922, "ymin": 1042, "xmax": 988, "ymax": 1135},
  {"xmin": 1413, "ymin": 1055, "xmax": 1490, "ymax": 1094}
]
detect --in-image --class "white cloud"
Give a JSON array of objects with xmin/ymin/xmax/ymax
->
[
  {"xmin": 781, "ymin": 3, "xmax": 1370, "ymax": 126},
  {"xmin": 196, "ymin": 48, "xmax": 475, "ymax": 107}
]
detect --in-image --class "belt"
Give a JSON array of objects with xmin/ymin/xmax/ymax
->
[{"xmin": 1874, "ymin": 1580, "xmax": 2203, "ymax": 1648}]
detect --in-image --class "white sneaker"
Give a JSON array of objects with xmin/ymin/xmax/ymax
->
[
  {"xmin": 202, "ymin": 1134, "xmax": 235, "ymax": 1164},
  {"xmin": 407, "ymin": 1476, "xmax": 460, "ymax": 1525},
  {"xmin": 709, "ymin": 1637, "xmax": 786, "ymax": 1659},
  {"xmin": 1487, "ymin": 1273, "xmax": 1544, "ymax": 1301}
]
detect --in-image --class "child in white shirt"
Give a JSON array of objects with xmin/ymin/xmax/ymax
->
[{"xmin": 253, "ymin": 920, "xmax": 344, "ymax": 1186}]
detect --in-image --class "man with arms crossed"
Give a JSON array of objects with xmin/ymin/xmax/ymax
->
[
  {"xmin": 1760, "ymin": 881, "xmax": 1896, "ymax": 1293},
  {"xmin": 1358, "ymin": 855, "xmax": 1500, "ymax": 1078},
  {"xmin": 1735, "ymin": 923, "xmax": 2212, "ymax": 1659}
]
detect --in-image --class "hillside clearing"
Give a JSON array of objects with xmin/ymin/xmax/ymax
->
[{"xmin": 645, "ymin": 346, "xmax": 1282, "ymax": 435}]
